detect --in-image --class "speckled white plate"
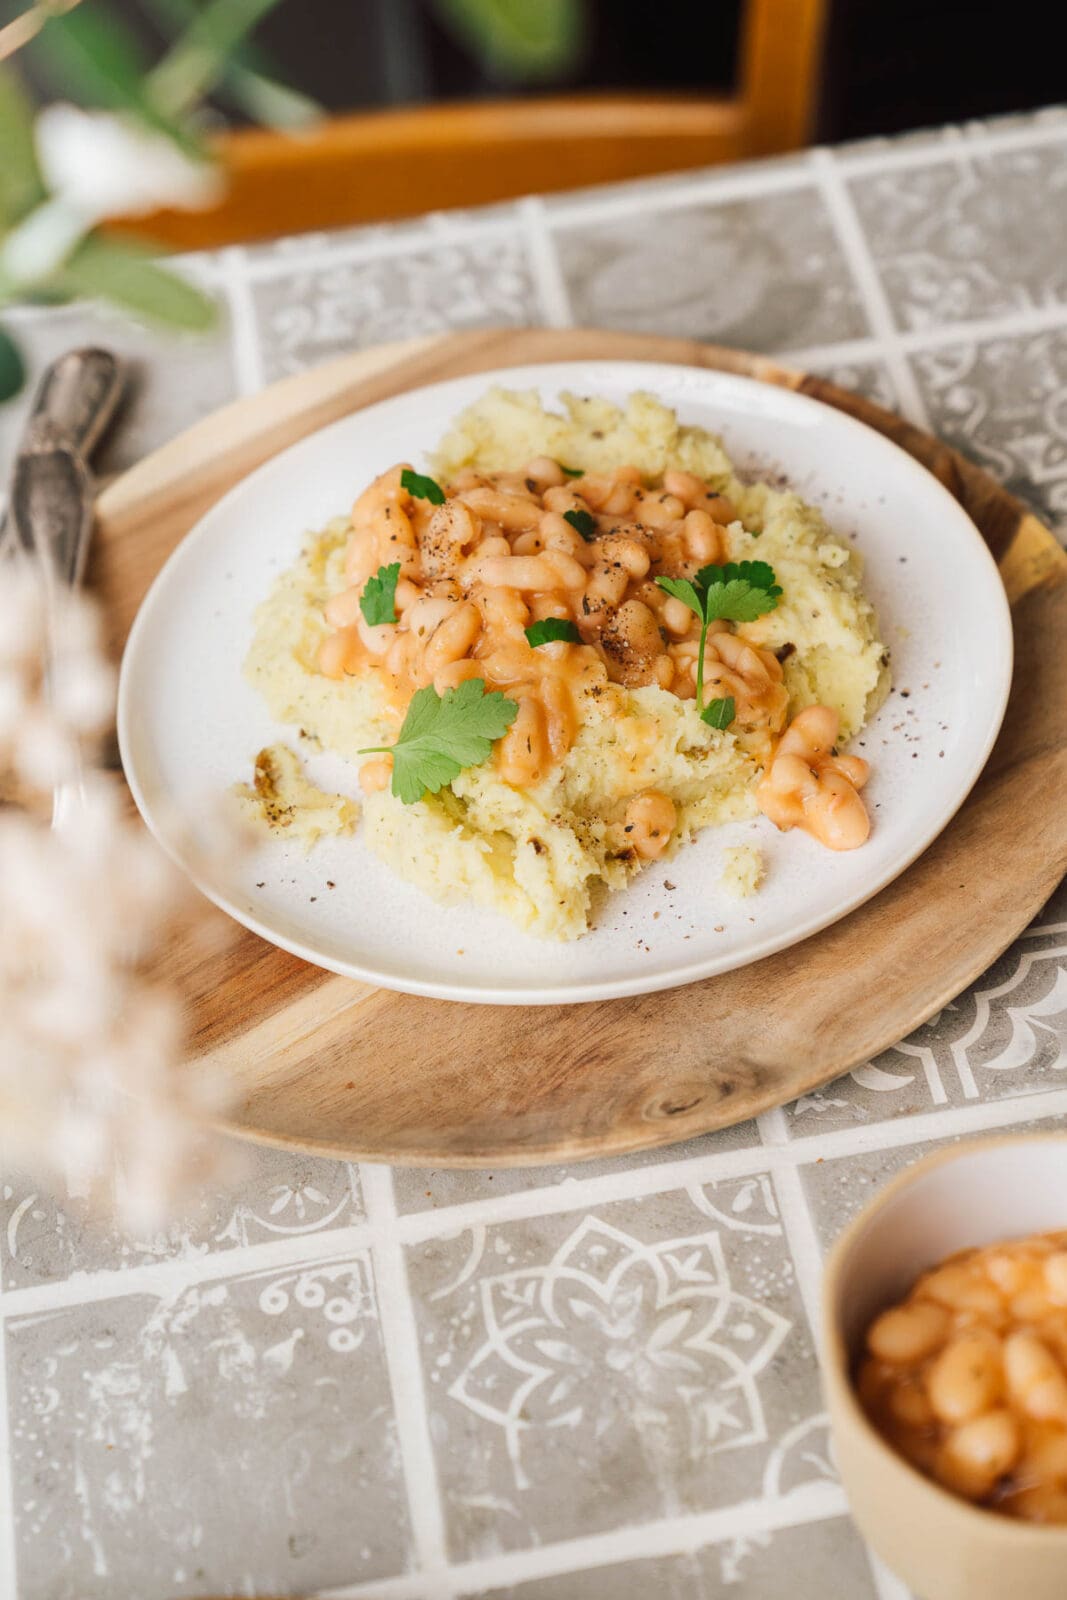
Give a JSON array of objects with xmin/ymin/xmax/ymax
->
[{"xmin": 117, "ymin": 360, "xmax": 1012, "ymax": 1004}]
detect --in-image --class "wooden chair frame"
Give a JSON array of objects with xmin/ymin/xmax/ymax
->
[{"xmin": 116, "ymin": 0, "xmax": 828, "ymax": 248}]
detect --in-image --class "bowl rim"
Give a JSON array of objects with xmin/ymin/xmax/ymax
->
[{"xmin": 822, "ymin": 1129, "xmax": 1067, "ymax": 1542}]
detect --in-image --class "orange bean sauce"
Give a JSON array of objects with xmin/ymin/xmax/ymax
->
[{"xmin": 858, "ymin": 1231, "xmax": 1067, "ymax": 1521}]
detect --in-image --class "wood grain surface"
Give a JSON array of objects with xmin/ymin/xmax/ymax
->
[{"xmin": 94, "ymin": 329, "xmax": 1067, "ymax": 1166}]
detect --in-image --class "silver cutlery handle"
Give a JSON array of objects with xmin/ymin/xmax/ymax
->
[
  {"xmin": 7, "ymin": 430, "xmax": 97, "ymax": 829},
  {"xmin": 2, "ymin": 348, "xmax": 125, "ymax": 830},
  {"xmin": 11, "ymin": 423, "xmax": 94, "ymax": 587},
  {"xmin": 29, "ymin": 347, "xmax": 125, "ymax": 458}
]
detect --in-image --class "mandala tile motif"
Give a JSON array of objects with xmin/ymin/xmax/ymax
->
[
  {"xmin": 848, "ymin": 145, "xmax": 1067, "ymax": 330},
  {"xmin": 449, "ymin": 1215, "xmax": 790, "ymax": 1489},
  {"xmin": 685, "ymin": 1173, "xmax": 782, "ymax": 1235},
  {"xmin": 552, "ymin": 189, "xmax": 870, "ymax": 351},
  {"xmin": 250, "ymin": 233, "xmax": 538, "ymax": 381},
  {"xmin": 910, "ymin": 331, "xmax": 1067, "ymax": 527},
  {"xmin": 787, "ymin": 895, "xmax": 1067, "ymax": 1136}
]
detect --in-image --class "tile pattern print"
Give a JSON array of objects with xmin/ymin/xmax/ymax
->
[
  {"xmin": 409, "ymin": 1180, "xmax": 826, "ymax": 1562},
  {"xmin": 911, "ymin": 330, "xmax": 1067, "ymax": 526},
  {"xmin": 551, "ymin": 188, "xmax": 871, "ymax": 351},
  {"xmin": 847, "ymin": 145, "xmax": 1067, "ymax": 331},
  {"xmin": 448, "ymin": 1213, "xmax": 791, "ymax": 1490},
  {"xmin": 788, "ymin": 885, "xmax": 1067, "ymax": 1136},
  {"xmin": 5, "ymin": 1256, "xmax": 411, "ymax": 1598},
  {"xmin": 249, "ymin": 233, "xmax": 540, "ymax": 381}
]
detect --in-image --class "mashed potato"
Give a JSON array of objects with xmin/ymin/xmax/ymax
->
[
  {"xmin": 721, "ymin": 843, "xmax": 765, "ymax": 899},
  {"xmin": 436, "ymin": 390, "xmax": 889, "ymax": 742},
  {"xmin": 235, "ymin": 741, "xmax": 358, "ymax": 850},
  {"xmin": 244, "ymin": 389, "xmax": 888, "ymax": 939}
]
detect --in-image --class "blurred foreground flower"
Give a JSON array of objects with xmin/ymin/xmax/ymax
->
[
  {"xmin": 2, "ymin": 102, "xmax": 223, "ymax": 286},
  {"xmin": 0, "ymin": 0, "xmax": 585, "ymax": 400},
  {"xmin": 37, "ymin": 103, "xmax": 222, "ymax": 222},
  {"xmin": 0, "ymin": 0, "xmax": 314, "ymax": 399},
  {"xmin": 0, "ymin": 564, "xmax": 243, "ymax": 1232}
]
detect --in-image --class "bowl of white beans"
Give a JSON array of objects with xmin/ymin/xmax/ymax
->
[{"xmin": 823, "ymin": 1134, "xmax": 1067, "ymax": 1600}]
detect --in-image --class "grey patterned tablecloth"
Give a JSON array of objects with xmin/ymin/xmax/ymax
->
[{"xmin": 1, "ymin": 107, "xmax": 1066, "ymax": 1600}]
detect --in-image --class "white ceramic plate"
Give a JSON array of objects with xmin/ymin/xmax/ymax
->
[{"xmin": 117, "ymin": 360, "xmax": 1012, "ymax": 1005}]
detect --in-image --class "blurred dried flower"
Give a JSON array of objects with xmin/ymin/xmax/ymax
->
[
  {"xmin": 0, "ymin": 558, "xmax": 243, "ymax": 1232},
  {"xmin": 37, "ymin": 103, "xmax": 222, "ymax": 221}
]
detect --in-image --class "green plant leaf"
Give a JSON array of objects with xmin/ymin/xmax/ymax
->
[
  {"xmin": 149, "ymin": 0, "xmax": 294, "ymax": 115},
  {"xmin": 0, "ymin": 324, "xmax": 26, "ymax": 404},
  {"xmin": 56, "ymin": 234, "xmax": 217, "ymax": 330},
  {"xmin": 656, "ymin": 560, "xmax": 781, "ymax": 715},
  {"xmin": 140, "ymin": 0, "xmax": 320, "ymax": 126},
  {"xmin": 220, "ymin": 65, "xmax": 319, "ymax": 128},
  {"xmin": 0, "ymin": 68, "xmax": 47, "ymax": 227},
  {"xmin": 33, "ymin": 2, "xmax": 148, "ymax": 108},
  {"xmin": 433, "ymin": 0, "xmax": 584, "ymax": 80},
  {"xmin": 31, "ymin": 2, "xmax": 201, "ymax": 154}
]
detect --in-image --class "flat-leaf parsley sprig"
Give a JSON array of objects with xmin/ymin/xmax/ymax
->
[
  {"xmin": 359, "ymin": 562, "xmax": 401, "ymax": 626},
  {"xmin": 654, "ymin": 560, "xmax": 782, "ymax": 722},
  {"xmin": 400, "ymin": 467, "xmax": 445, "ymax": 505},
  {"xmin": 525, "ymin": 617, "xmax": 582, "ymax": 648},
  {"xmin": 359, "ymin": 678, "xmax": 518, "ymax": 805}
]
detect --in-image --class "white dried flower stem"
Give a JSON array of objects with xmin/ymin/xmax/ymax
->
[{"xmin": 1, "ymin": 558, "xmax": 242, "ymax": 1231}]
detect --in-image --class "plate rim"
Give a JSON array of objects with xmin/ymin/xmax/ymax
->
[{"xmin": 117, "ymin": 355, "xmax": 1014, "ymax": 1006}]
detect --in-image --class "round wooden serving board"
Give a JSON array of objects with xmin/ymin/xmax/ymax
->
[{"xmin": 95, "ymin": 329, "xmax": 1067, "ymax": 1166}]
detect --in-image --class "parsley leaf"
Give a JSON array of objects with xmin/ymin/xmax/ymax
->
[
  {"xmin": 359, "ymin": 678, "xmax": 518, "ymax": 805},
  {"xmin": 525, "ymin": 617, "xmax": 582, "ymax": 648},
  {"xmin": 695, "ymin": 560, "xmax": 782, "ymax": 622},
  {"xmin": 560, "ymin": 465, "xmax": 584, "ymax": 478},
  {"xmin": 652, "ymin": 575, "xmax": 705, "ymax": 621},
  {"xmin": 654, "ymin": 560, "xmax": 781, "ymax": 715},
  {"xmin": 359, "ymin": 561, "xmax": 400, "ymax": 626},
  {"xmin": 701, "ymin": 695, "xmax": 736, "ymax": 730},
  {"xmin": 563, "ymin": 508, "xmax": 596, "ymax": 541},
  {"xmin": 400, "ymin": 467, "xmax": 445, "ymax": 505}
]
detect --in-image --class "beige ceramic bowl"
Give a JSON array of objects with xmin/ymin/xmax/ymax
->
[{"xmin": 823, "ymin": 1133, "xmax": 1067, "ymax": 1600}]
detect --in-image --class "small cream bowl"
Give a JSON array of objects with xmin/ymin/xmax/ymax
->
[{"xmin": 822, "ymin": 1133, "xmax": 1067, "ymax": 1600}]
